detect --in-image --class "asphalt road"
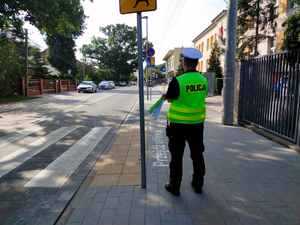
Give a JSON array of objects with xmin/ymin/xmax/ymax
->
[{"xmin": 0, "ymin": 85, "xmax": 142, "ymax": 225}]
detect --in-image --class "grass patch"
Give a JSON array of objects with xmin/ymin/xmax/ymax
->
[{"xmin": 0, "ymin": 95, "xmax": 41, "ymax": 104}]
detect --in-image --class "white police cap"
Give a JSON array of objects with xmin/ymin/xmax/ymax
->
[{"xmin": 182, "ymin": 48, "xmax": 203, "ymax": 61}]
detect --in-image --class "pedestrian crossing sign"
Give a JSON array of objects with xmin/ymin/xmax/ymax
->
[{"xmin": 120, "ymin": 0, "xmax": 157, "ymax": 14}]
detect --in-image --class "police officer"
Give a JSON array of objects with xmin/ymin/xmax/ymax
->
[{"xmin": 162, "ymin": 48, "xmax": 208, "ymax": 196}]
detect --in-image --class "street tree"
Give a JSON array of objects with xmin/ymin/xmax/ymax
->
[
  {"xmin": 207, "ymin": 42, "xmax": 223, "ymax": 78},
  {"xmin": 176, "ymin": 50, "xmax": 185, "ymax": 76},
  {"xmin": 1, "ymin": 0, "xmax": 89, "ymax": 37},
  {"xmin": 0, "ymin": 0, "xmax": 91, "ymax": 97},
  {"xmin": 28, "ymin": 45, "xmax": 49, "ymax": 79},
  {"xmin": 236, "ymin": 0, "xmax": 277, "ymax": 59},
  {"xmin": 83, "ymin": 24, "xmax": 153, "ymax": 81},
  {"xmin": 281, "ymin": 11, "xmax": 300, "ymax": 51},
  {"xmin": 46, "ymin": 33, "xmax": 78, "ymax": 75}
]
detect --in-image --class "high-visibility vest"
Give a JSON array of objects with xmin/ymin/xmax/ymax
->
[{"xmin": 168, "ymin": 72, "xmax": 208, "ymax": 124}]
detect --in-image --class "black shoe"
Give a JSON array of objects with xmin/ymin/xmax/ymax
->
[
  {"xmin": 191, "ymin": 181, "xmax": 202, "ymax": 193},
  {"xmin": 165, "ymin": 182, "xmax": 180, "ymax": 196}
]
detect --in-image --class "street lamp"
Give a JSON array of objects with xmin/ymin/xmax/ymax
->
[{"xmin": 142, "ymin": 16, "xmax": 149, "ymax": 100}]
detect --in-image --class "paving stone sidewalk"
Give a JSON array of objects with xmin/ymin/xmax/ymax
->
[{"xmin": 61, "ymin": 86, "xmax": 300, "ymax": 225}]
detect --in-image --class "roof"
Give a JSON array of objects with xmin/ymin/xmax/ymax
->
[
  {"xmin": 192, "ymin": 10, "xmax": 227, "ymax": 43},
  {"xmin": 163, "ymin": 49, "xmax": 174, "ymax": 61}
]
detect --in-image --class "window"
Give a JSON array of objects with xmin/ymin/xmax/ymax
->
[
  {"xmin": 200, "ymin": 42, "xmax": 203, "ymax": 53},
  {"xmin": 207, "ymin": 38, "xmax": 209, "ymax": 51},
  {"xmin": 270, "ymin": 37, "xmax": 277, "ymax": 53},
  {"xmin": 206, "ymin": 59, "xmax": 209, "ymax": 70},
  {"xmin": 210, "ymin": 36, "xmax": 214, "ymax": 49}
]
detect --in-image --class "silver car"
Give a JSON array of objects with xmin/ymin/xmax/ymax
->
[
  {"xmin": 108, "ymin": 81, "xmax": 115, "ymax": 89},
  {"xmin": 77, "ymin": 81, "xmax": 97, "ymax": 93}
]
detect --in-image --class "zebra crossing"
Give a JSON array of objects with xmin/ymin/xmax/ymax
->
[{"xmin": 0, "ymin": 124, "xmax": 111, "ymax": 188}]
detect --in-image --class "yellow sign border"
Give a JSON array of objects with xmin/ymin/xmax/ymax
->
[{"xmin": 119, "ymin": 0, "xmax": 157, "ymax": 14}]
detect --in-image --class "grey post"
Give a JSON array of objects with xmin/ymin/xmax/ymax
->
[
  {"xmin": 25, "ymin": 29, "xmax": 28, "ymax": 96},
  {"xmin": 137, "ymin": 12, "xmax": 146, "ymax": 188},
  {"xmin": 222, "ymin": 0, "xmax": 238, "ymax": 125},
  {"xmin": 142, "ymin": 16, "xmax": 149, "ymax": 100}
]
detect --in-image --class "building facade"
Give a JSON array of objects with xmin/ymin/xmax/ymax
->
[
  {"xmin": 163, "ymin": 48, "xmax": 186, "ymax": 81},
  {"xmin": 192, "ymin": 10, "xmax": 227, "ymax": 73},
  {"xmin": 162, "ymin": 2, "xmax": 298, "ymax": 75}
]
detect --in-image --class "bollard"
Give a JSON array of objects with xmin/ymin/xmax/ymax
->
[{"xmin": 162, "ymin": 83, "xmax": 165, "ymax": 91}]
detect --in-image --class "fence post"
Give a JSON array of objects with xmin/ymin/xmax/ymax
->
[
  {"xmin": 40, "ymin": 78, "xmax": 43, "ymax": 95},
  {"xmin": 22, "ymin": 78, "xmax": 25, "ymax": 96},
  {"xmin": 67, "ymin": 79, "xmax": 70, "ymax": 91},
  {"xmin": 59, "ymin": 79, "xmax": 62, "ymax": 92}
]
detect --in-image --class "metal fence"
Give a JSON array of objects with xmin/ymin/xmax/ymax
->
[{"xmin": 241, "ymin": 50, "xmax": 300, "ymax": 145}]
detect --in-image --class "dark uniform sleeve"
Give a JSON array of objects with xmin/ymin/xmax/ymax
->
[{"xmin": 166, "ymin": 77, "xmax": 180, "ymax": 100}]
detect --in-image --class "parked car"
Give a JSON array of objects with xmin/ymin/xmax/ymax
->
[
  {"xmin": 99, "ymin": 81, "xmax": 111, "ymax": 90},
  {"xmin": 119, "ymin": 81, "xmax": 126, "ymax": 86},
  {"xmin": 130, "ymin": 81, "xmax": 137, "ymax": 85},
  {"xmin": 77, "ymin": 81, "xmax": 97, "ymax": 93},
  {"xmin": 108, "ymin": 81, "xmax": 115, "ymax": 89}
]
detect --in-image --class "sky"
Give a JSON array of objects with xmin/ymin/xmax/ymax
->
[{"xmin": 24, "ymin": 0, "xmax": 227, "ymax": 66}]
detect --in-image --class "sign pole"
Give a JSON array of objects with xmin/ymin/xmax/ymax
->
[{"xmin": 137, "ymin": 12, "xmax": 146, "ymax": 188}]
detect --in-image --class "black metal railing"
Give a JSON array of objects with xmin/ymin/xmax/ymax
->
[{"xmin": 241, "ymin": 50, "xmax": 300, "ymax": 145}]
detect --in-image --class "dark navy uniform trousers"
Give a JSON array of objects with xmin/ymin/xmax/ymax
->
[{"xmin": 168, "ymin": 122, "xmax": 205, "ymax": 189}]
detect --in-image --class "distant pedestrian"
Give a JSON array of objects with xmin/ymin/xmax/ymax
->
[{"xmin": 162, "ymin": 48, "xmax": 207, "ymax": 196}]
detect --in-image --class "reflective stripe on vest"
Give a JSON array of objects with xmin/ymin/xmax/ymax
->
[{"xmin": 168, "ymin": 72, "xmax": 207, "ymax": 124}]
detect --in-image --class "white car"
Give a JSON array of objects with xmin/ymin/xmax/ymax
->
[
  {"xmin": 77, "ymin": 81, "xmax": 97, "ymax": 93},
  {"xmin": 119, "ymin": 81, "xmax": 126, "ymax": 86}
]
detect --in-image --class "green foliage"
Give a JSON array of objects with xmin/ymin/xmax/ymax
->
[
  {"xmin": 0, "ymin": 35, "xmax": 25, "ymax": 98},
  {"xmin": 84, "ymin": 75, "xmax": 91, "ymax": 81},
  {"xmin": 215, "ymin": 78, "xmax": 223, "ymax": 95},
  {"xmin": 83, "ymin": 24, "xmax": 153, "ymax": 81},
  {"xmin": 129, "ymin": 74, "xmax": 137, "ymax": 81},
  {"xmin": 46, "ymin": 33, "xmax": 77, "ymax": 75},
  {"xmin": 207, "ymin": 42, "xmax": 223, "ymax": 78},
  {"xmin": 176, "ymin": 50, "xmax": 185, "ymax": 76},
  {"xmin": 237, "ymin": 0, "xmax": 277, "ymax": 59},
  {"xmin": 28, "ymin": 45, "xmax": 49, "ymax": 78},
  {"xmin": 282, "ymin": 11, "xmax": 300, "ymax": 52},
  {"xmin": 94, "ymin": 69, "xmax": 116, "ymax": 81},
  {"xmin": 1, "ymin": 0, "xmax": 89, "ymax": 37}
]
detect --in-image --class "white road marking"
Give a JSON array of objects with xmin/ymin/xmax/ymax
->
[
  {"xmin": 0, "ymin": 127, "xmax": 78, "ymax": 178},
  {"xmin": 0, "ymin": 125, "xmax": 45, "ymax": 149},
  {"xmin": 25, "ymin": 127, "xmax": 111, "ymax": 188}
]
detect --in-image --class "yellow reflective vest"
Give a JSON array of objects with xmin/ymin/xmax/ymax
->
[{"xmin": 168, "ymin": 72, "xmax": 208, "ymax": 124}]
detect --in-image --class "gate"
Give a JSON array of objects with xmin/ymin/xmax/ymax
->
[{"xmin": 241, "ymin": 50, "xmax": 300, "ymax": 145}]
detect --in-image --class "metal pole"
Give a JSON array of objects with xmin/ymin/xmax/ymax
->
[
  {"xmin": 137, "ymin": 12, "xmax": 146, "ymax": 188},
  {"xmin": 146, "ymin": 17, "xmax": 149, "ymax": 101},
  {"xmin": 25, "ymin": 29, "xmax": 28, "ymax": 96},
  {"xmin": 222, "ymin": 0, "xmax": 237, "ymax": 125}
]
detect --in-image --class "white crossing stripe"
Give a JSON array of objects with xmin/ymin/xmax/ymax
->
[
  {"xmin": 25, "ymin": 127, "xmax": 111, "ymax": 188},
  {"xmin": 0, "ymin": 125, "xmax": 45, "ymax": 149},
  {"xmin": 0, "ymin": 127, "xmax": 78, "ymax": 178}
]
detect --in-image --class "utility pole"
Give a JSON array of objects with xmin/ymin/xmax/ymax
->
[
  {"xmin": 222, "ymin": 0, "xmax": 237, "ymax": 125},
  {"xmin": 25, "ymin": 29, "xmax": 28, "ymax": 96}
]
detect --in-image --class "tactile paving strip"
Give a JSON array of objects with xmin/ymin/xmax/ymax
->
[{"xmin": 89, "ymin": 126, "xmax": 147, "ymax": 186}]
